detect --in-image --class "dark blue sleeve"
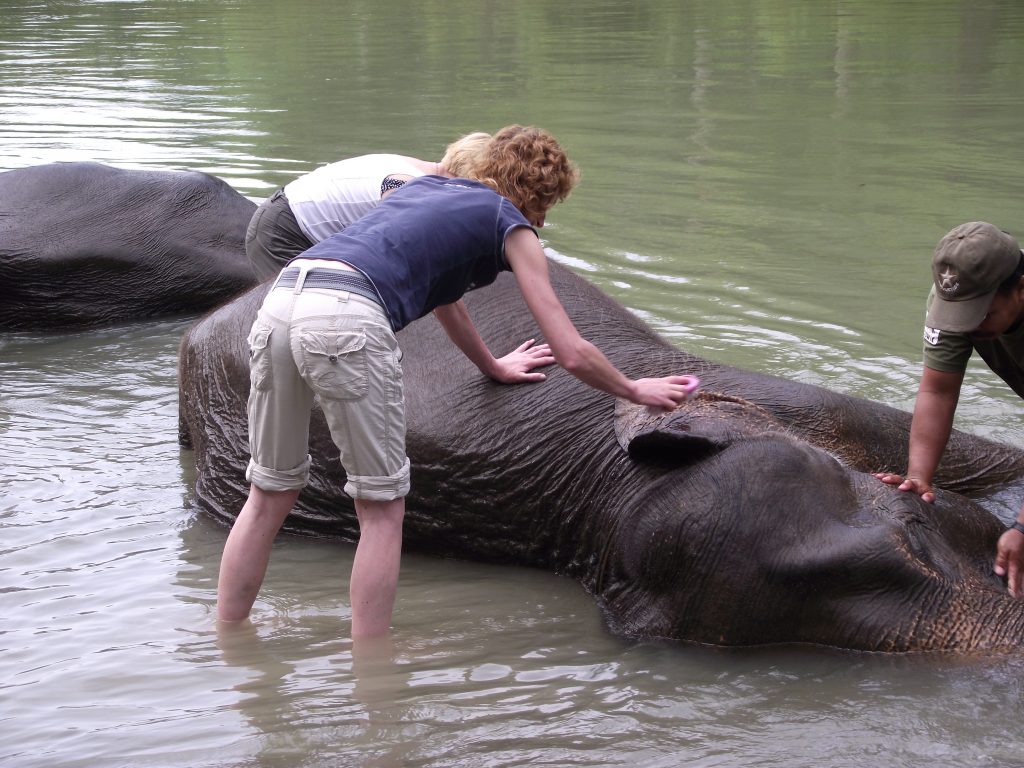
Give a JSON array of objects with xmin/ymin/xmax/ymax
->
[{"xmin": 496, "ymin": 198, "xmax": 537, "ymax": 270}]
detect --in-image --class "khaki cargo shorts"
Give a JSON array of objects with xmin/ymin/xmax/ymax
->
[{"xmin": 245, "ymin": 261, "xmax": 410, "ymax": 501}]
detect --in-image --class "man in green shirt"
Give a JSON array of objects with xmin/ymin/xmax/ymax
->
[{"xmin": 875, "ymin": 221, "xmax": 1024, "ymax": 597}]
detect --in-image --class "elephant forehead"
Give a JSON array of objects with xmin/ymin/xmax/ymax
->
[{"xmin": 613, "ymin": 391, "xmax": 789, "ymax": 462}]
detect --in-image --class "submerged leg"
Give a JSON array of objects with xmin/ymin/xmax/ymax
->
[
  {"xmin": 216, "ymin": 484, "xmax": 300, "ymax": 621},
  {"xmin": 350, "ymin": 496, "xmax": 406, "ymax": 638}
]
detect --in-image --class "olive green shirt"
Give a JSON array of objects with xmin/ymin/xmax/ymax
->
[{"xmin": 923, "ymin": 285, "xmax": 1024, "ymax": 399}]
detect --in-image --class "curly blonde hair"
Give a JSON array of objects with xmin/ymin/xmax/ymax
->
[
  {"xmin": 467, "ymin": 125, "xmax": 580, "ymax": 225},
  {"xmin": 440, "ymin": 131, "xmax": 491, "ymax": 177}
]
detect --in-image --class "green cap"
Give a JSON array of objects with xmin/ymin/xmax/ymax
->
[{"xmin": 926, "ymin": 221, "xmax": 1021, "ymax": 333}]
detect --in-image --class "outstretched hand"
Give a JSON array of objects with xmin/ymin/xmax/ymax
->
[
  {"xmin": 996, "ymin": 527, "xmax": 1024, "ymax": 598},
  {"xmin": 872, "ymin": 472, "xmax": 935, "ymax": 503},
  {"xmin": 630, "ymin": 375, "xmax": 701, "ymax": 411},
  {"xmin": 490, "ymin": 339, "xmax": 556, "ymax": 384}
]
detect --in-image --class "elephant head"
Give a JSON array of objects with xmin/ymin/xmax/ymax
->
[{"xmin": 604, "ymin": 395, "xmax": 1021, "ymax": 650}]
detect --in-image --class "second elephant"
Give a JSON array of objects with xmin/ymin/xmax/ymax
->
[{"xmin": 0, "ymin": 162, "xmax": 258, "ymax": 330}]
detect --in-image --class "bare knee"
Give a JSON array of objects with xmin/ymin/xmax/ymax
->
[
  {"xmin": 243, "ymin": 485, "xmax": 300, "ymax": 521},
  {"xmin": 354, "ymin": 496, "xmax": 405, "ymax": 530}
]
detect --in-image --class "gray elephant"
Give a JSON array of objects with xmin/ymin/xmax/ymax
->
[
  {"xmin": 178, "ymin": 260, "xmax": 1024, "ymax": 652},
  {"xmin": 0, "ymin": 162, "xmax": 257, "ymax": 330}
]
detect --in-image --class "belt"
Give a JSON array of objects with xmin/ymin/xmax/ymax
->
[{"xmin": 274, "ymin": 266, "xmax": 383, "ymax": 307}]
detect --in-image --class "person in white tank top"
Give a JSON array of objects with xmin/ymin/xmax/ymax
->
[
  {"xmin": 244, "ymin": 132, "xmax": 490, "ymax": 281},
  {"xmin": 284, "ymin": 154, "xmax": 427, "ymax": 242}
]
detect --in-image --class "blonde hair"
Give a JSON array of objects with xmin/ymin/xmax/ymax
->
[
  {"xmin": 439, "ymin": 131, "xmax": 491, "ymax": 177},
  {"xmin": 467, "ymin": 125, "xmax": 580, "ymax": 224}
]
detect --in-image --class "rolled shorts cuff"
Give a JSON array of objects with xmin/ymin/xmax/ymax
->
[
  {"xmin": 246, "ymin": 455, "xmax": 311, "ymax": 491},
  {"xmin": 343, "ymin": 458, "xmax": 411, "ymax": 501}
]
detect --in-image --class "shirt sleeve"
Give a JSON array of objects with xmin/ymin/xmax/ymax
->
[
  {"xmin": 497, "ymin": 198, "xmax": 537, "ymax": 270},
  {"xmin": 922, "ymin": 286, "xmax": 973, "ymax": 372}
]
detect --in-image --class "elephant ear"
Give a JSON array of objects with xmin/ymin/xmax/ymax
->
[{"xmin": 614, "ymin": 391, "xmax": 788, "ymax": 464}]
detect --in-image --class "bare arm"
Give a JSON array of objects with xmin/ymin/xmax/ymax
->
[
  {"xmin": 874, "ymin": 365, "xmax": 1024, "ymax": 599},
  {"xmin": 885, "ymin": 365, "xmax": 1024, "ymax": 599},
  {"xmin": 433, "ymin": 300, "xmax": 554, "ymax": 384},
  {"xmin": 503, "ymin": 227, "xmax": 697, "ymax": 409},
  {"xmin": 874, "ymin": 365, "xmax": 962, "ymax": 501}
]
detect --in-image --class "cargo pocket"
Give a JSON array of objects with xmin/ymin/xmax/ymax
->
[
  {"xmin": 247, "ymin": 322, "xmax": 274, "ymax": 391},
  {"xmin": 387, "ymin": 345, "xmax": 405, "ymax": 405},
  {"xmin": 299, "ymin": 329, "xmax": 369, "ymax": 399}
]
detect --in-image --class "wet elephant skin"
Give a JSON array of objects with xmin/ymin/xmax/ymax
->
[
  {"xmin": 0, "ymin": 162, "xmax": 257, "ymax": 330},
  {"xmin": 178, "ymin": 261, "xmax": 1024, "ymax": 652}
]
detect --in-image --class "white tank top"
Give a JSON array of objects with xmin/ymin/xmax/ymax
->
[{"xmin": 284, "ymin": 153, "xmax": 426, "ymax": 242}]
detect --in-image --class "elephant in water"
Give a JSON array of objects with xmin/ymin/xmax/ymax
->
[
  {"xmin": 178, "ymin": 260, "xmax": 1024, "ymax": 652},
  {"xmin": 0, "ymin": 162, "xmax": 257, "ymax": 330}
]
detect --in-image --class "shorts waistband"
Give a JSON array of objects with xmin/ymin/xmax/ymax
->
[{"xmin": 274, "ymin": 266, "xmax": 383, "ymax": 307}]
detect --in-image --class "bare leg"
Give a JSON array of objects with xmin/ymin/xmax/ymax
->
[
  {"xmin": 217, "ymin": 484, "xmax": 300, "ymax": 622},
  {"xmin": 350, "ymin": 496, "xmax": 405, "ymax": 638}
]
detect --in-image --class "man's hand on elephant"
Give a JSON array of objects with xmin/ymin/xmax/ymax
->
[
  {"xmin": 995, "ymin": 525, "xmax": 1024, "ymax": 598},
  {"xmin": 873, "ymin": 472, "xmax": 935, "ymax": 503},
  {"xmin": 491, "ymin": 339, "xmax": 556, "ymax": 384},
  {"xmin": 630, "ymin": 375, "xmax": 700, "ymax": 411}
]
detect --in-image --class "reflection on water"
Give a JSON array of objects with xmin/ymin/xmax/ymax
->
[{"xmin": 5, "ymin": 0, "xmax": 1024, "ymax": 765}]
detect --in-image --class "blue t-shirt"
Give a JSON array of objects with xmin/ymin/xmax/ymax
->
[{"xmin": 296, "ymin": 175, "xmax": 535, "ymax": 331}]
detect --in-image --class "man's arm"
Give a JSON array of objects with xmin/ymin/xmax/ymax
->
[
  {"xmin": 503, "ymin": 227, "xmax": 697, "ymax": 409},
  {"xmin": 874, "ymin": 365, "xmax": 963, "ymax": 500},
  {"xmin": 433, "ymin": 299, "xmax": 554, "ymax": 384}
]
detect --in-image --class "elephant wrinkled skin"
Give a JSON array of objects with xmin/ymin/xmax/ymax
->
[
  {"xmin": 0, "ymin": 162, "xmax": 257, "ymax": 330},
  {"xmin": 178, "ymin": 260, "xmax": 1024, "ymax": 653}
]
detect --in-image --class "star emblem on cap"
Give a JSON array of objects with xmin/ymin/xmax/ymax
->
[{"xmin": 938, "ymin": 267, "xmax": 958, "ymax": 293}]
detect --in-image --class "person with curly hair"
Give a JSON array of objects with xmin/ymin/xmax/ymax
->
[
  {"xmin": 245, "ymin": 131, "xmax": 492, "ymax": 281},
  {"xmin": 466, "ymin": 123, "xmax": 580, "ymax": 228},
  {"xmin": 216, "ymin": 125, "xmax": 700, "ymax": 638}
]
